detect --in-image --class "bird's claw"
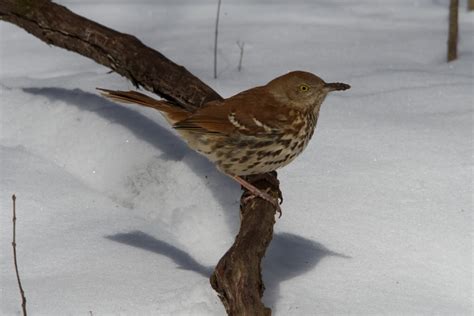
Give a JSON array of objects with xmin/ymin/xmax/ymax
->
[
  {"xmin": 277, "ymin": 188, "xmax": 283, "ymax": 205},
  {"xmin": 245, "ymin": 172, "xmax": 283, "ymax": 205},
  {"xmin": 242, "ymin": 191, "xmax": 282, "ymax": 218}
]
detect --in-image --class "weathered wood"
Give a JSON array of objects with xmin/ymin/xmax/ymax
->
[
  {"xmin": 211, "ymin": 173, "xmax": 280, "ymax": 316},
  {"xmin": 0, "ymin": 0, "xmax": 221, "ymax": 110}
]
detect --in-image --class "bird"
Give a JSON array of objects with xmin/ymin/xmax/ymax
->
[{"xmin": 98, "ymin": 71, "xmax": 350, "ymax": 214}]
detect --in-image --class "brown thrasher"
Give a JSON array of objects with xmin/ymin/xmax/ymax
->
[{"xmin": 99, "ymin": 71, "xmax": 350, "ymax": 214}]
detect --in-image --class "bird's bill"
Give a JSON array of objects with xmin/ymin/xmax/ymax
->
[{"xmin": 324, "ymin": 82, "xmax": 351, "ymax": 92}]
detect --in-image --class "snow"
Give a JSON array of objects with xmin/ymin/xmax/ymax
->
[{"xmin": 1, "ymin": 0, "xmax": 472, "ymax": 315}]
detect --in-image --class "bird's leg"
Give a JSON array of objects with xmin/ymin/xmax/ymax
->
[
  {"xmin": 245, "ymin": 172, "xmax": 283, "ymax": 204},
  {"xmin": 232, "ymin": 175, "xmax": 282, "ymax": 217}
]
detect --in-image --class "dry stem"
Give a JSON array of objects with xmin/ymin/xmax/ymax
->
[
  {"xmin": 236, "ymin": 41, "xmax": 245, "ymax": 72},
  {"xmin": 214, "ymin": 0, "xmax": 222, "ymax": 79},
  {"xmin": 12, "ymin": 194, "xmax": 27, "ymax": 316}
]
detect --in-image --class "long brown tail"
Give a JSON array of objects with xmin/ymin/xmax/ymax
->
[{"xmin": 97, "ymin": 88, "xmax": 190, "ymax": 124}]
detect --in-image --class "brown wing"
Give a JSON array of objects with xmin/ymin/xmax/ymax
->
[{"xmin": 173, "ymin": 87, "xmax": 294, "ymax": 136}]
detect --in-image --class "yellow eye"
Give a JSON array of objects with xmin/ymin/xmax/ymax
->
[{"xmin": 299, "ymin": 84, "xmax": 310, "ymax": 92}]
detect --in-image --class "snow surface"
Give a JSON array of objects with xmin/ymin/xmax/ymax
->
[{"xmin": 1, "ymin": 0, "xmax": 473, "ymax": 315}]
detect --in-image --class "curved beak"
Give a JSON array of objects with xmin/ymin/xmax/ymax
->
[{"xmin": 324, "ymin": 82, "xmax": 351, "ymax": 92}]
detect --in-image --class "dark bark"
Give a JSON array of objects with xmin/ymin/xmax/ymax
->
[
  {"xmin": 0, "ymin": 0, "xmax": 221, "ymax": 110},
  {"xmin": 447, "ymin": 0, "xmax": 459, "ymax": 62},
  {"xmin": 0, "ymin": 1, "xmax": 280, "ymax": 314},
  {"xmin": 211, "ymin": 173, "xmax": 280, "ymax": 316}
]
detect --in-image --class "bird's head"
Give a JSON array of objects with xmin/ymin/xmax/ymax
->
[{"xmin": 266, "ymin": 70, "xmax": 350, "ymax": 112}]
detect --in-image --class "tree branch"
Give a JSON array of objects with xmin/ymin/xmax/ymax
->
[
  {"xmin": 0, "ymin": 0, "xmax": 221, "ymax": 110},
  {"xmin": 211, "ymin": 173, "xmax": 280, "ymax": 316},
  {"xmin": 0, "ymin": 1, "xmax": 280, "ymax": 314}
]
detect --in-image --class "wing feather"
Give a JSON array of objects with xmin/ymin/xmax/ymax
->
[{"xmin": 173, "ymin": 87, "xmax": 294, "ymax": 136}]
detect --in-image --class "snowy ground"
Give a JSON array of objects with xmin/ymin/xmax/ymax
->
[{"xmin": 1, "ymin": 0, "xmax": 473, "ymax": 315}]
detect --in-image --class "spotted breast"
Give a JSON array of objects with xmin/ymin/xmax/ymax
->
[{"xmin": 182, "ymin": 109, "xmax": 319, "ymax": 176}]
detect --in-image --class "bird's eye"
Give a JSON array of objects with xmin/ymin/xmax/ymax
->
[{"xmin": 299, "ymin": 84, "xmax": 310, "ymax": 92}]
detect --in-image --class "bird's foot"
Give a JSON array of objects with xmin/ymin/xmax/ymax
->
[
  {"xmin": 232, "ymin": 175, "xmax": 282, "ymax": 217},
  {"xmin": 242, "ymin": 191, "xmax": 282, "ymax": 218},
  {"xmin": 245, "ymin": 172, "xmax": 283, "ymax": 204}
]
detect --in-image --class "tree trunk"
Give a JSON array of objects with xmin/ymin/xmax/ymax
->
[
  {"xmin": 0, "ymin": 1, "xmax": 281, "ymax": 314},
  {"xmin": 447, "ymin": 0, "xmax": 459, "ymax": 62},
  {"xmin": 468, "ymin": 0, "xmax": 474, "ymax": 11}
]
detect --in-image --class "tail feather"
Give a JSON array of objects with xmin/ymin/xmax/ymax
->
[{"xmin": 97, "ymin": 88, "xmax": 190, "ymax": 124}]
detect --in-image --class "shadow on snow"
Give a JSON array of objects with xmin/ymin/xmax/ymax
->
[
  {"xmin": 22, "ymin": 86, "xmax": 240, "ymax": 230},
  {"xmin": 106, "ymin": 230, "xmax": 349, "ymax": 308}
]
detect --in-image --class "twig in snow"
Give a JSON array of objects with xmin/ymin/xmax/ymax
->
[
  {"xmin": 214, "ymin": 0, "xmax": 222, "ymax": 79},
  {"xmin": 236, "ymin": 41, "xmax": 245, "ymax": 71},
  {"xmin": 12, "ymin": 194, "xmax": 28, "ymax": 316}
]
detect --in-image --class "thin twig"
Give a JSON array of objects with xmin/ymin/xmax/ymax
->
[
  {"xmin": 236, "ymin": 41, "xmax": 245, "ymax": 72},
  {"xmin": 214, "ymin": 0, "xmax": 222, "ymax": 79},
  {"xmin": 12, "ymin": 194, "xmax": 27, "ymax": 316}
]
